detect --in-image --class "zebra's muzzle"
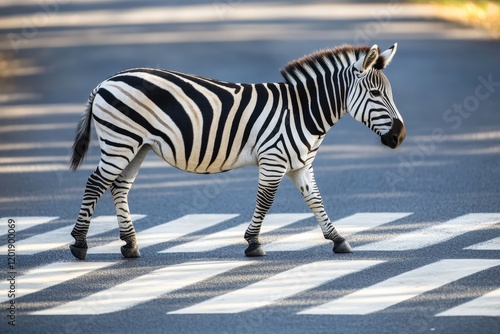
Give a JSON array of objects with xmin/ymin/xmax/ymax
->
[{"xmin": 381, "ymin": 118, "xmax": 406, "ymax": 149}]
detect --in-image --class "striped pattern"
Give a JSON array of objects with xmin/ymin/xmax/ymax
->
[
  {"xmin": 299, "ymin": 259, "xmax": 500, "ymax": 315},
  {"xmin": 0, "ymin": 214, "xmax": 497, "ymax": 317},
  {"xmin": 355, "ymin": 213, "xmax": 500, "ymax": 251},
  {"xmin": 69, "ymin": 44, "xmax": 404, "ymax": 258},
  {"xmin": 170, "ymin": 260, "xmax": 383, "ymax": 314},
  {"xmin": 22, "ymin": 259, "xmax": 500, "ymax": 317},
  {"xmin": 20, "ymin": 259, "xmax": 500, "ymax": 317},
  {"xmin": 0, "ymin": 261, "xmax": 117, "ymax": 304},
  {"xmin": 465, "ymin": 236, "xmax": 500, "ymax": 250},
  {"xmin": 437, "ymin": 288, "xmax": 500, "ymax": 317},
  {"xmin": 33, "ymin": 261, "xmax": 252, "ymax": 315},
  {"xmin": 266, "ymin": 212, "xmax": 412, "ymax": 252},
  {"xmin": 0, "ymin": 216, "xmax": 58, "ymax": 235},
  {"xmin": 0, "ymin": 215, "xmax": 145, "ymax": 255},
  {"xmin": 160, "ymin": 213, "xmax": 312, "ymax": 253},
  {"xmin": 88, "ymin": 214, "xmax": 237, "ymax": 254}
]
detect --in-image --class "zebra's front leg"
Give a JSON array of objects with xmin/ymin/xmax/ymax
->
[
  {"xmin": 288, "ymin": 165, "xmax": 352, "ymax": 253},
  {"xmin": 244, "ymin": 166, "xmax": 286, "ymax": 257}
]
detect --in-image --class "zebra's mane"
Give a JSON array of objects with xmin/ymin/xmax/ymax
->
[{"xmin": 280, "ymin": 45, "xmax": 383, "ymax": 84}]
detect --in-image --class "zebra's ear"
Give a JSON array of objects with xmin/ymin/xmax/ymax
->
[
  {"xmin": 377, "ymin": 43, "xmax": 398, "ymax": 69},
  {"xmin": 354, "ymin": 44, "xmax": 379, "ymax": 73}
]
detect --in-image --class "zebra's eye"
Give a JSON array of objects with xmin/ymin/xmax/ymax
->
[{"xmin": 370, "ymin": 90, "xmax": 381, "ymax": 97}]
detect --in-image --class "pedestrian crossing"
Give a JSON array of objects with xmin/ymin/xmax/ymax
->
[
  {"xmin": 169, "ymin": 260, "xmax": 383, "ymax": 314},
  {"xmin": 0, "ymin": 215, "xmax": 146, "ymax": 255},
  {"xmin": 0, "ymin": 216, "xmax": 59, "ymax": 235},
  {"xmin": 265, "ymin": 212, "xmax": 412, "ymax": 252},
  {"xmin": 355, "ymin": 213, "xmax": 500, "ymax": 251},
  {"xmin": 88, "ymin": 214, "xmax": 238, "ymax": 254},
  {"xmin": 33, "ymin": 260, "xmax": 252, "ymax": 315},
  {"xmin": 436, "ymin": 287, "xmax": 500, "ymax": 317},
  {"xmin": 160, "ymin": 213, "xmax": 313, "ymax": 253},
  {"xmin": 7, "ymin": 213, "xmax": 498, "ymax": 256},
  {"xmin": 464, "ymin": 236, "xmax": 500, "ymax": 250},
  {"xmin": 298, "ymin": 259, "xmax": 500, "ymax": 315},
  {"xmin": 6, "ymin": 258, "xmax": 500, "ymax": 317},
  {"xmin": 0, "ymin": 212, "xmax": 498, "ymax": 317},
  {"xmin": 0, "ymin": 261, "xmax": 117, "ymax": 304}
]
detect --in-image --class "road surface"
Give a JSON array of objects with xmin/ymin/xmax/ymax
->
[{"xmin": 0, "ymin": 1, "xmax": 499, "ymax": 333}]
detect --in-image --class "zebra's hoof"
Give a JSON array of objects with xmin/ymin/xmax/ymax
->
[
  {"xmin": 245, "ymin": 242, "xmax": 266, "ymax": 257},
  {"xmin": 70, "ymin": 244, "xmax": 88, "ymax": 260},
  {"xmin": 121, "ymin": 245, "xmax": 141, "ymax": 258},
  {"xmin": 333, "ymin": 240, "xmax": 353, "ymax": 253}
]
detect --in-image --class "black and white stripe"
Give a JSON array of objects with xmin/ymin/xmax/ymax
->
[{"xmin": 69, "ymin": 43, "xmax": 405, "ymax": 260}]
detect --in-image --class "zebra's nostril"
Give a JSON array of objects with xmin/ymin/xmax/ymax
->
[
  {"xmin": 391, "ymin": 134, "xmax": 399, "ymax": 145},
  {"xmin": 381, "ymin": 130, "xmax": 401, "ymax": 149}
]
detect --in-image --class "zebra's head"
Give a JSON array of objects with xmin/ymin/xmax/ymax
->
[{"xmin": 347, "ymin": 43, "xmax": 405, "ymax": 149}]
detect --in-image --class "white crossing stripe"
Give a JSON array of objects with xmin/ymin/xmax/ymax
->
[
  {"xmin": 0, "ymin": 215, "xmax": 145, "ymax": 255},
  {"xmin": 169, "ymin": 260, "xmax": 383, "ymax": 314},
  {"xmin": 33, "ymin": 260, "xmax": 253, "ymax": 315},
  {"xmin": 0, "ymin": 216, "xmax": 59, "ymax": 236},
  {"xmin": 160, "ymin": 213, "xmax": 313, "ymax": 253},
  {"xmin": 266, "ymin": 212, "xmax": 412, "ymax": 252},
  {"xmin": 464, "ymin": 236, "xmax": 500, "ymax": 250},
  {"xmin": 0, "ymin": 261, "xmax": 116, "ymax": 303},
  {"xmin": 88, "ymin": 214, "xmax": 238, "ymax": 254},
  {"xmin": 436, "ymin": 288, "xmax": 500, "ymax": 317},
  {"xmin": 299, "ymin": 259, "xmax": 500, "ymax": 315},
  {"xmin": 355, "ymin": 213, "xmax": 500, "ymax": 251}
]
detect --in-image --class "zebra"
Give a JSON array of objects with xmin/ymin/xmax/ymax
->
[{"xmin": 69, "ymin": 43, "xmax": 405, "ymax": 260}]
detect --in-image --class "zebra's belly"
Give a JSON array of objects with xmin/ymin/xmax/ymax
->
[{"xmin": 149, "ymin": 139, "xmax": 255, "ymax": 174}]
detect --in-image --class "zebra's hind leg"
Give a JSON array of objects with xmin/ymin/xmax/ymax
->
[
  {"xmin": 244, "ymin": 164, "xmax": 286, "ymax": 257},
  {"xmin": 110, "ymin": 146, "xmax": 149, "ymax": 258},
  {"xmin": 287, "ymin": 165, "xmax": 352, "ymax": 254},
  {"xmin": 70, "ymin": 161, "xmax": 123, "ymax": 260}
]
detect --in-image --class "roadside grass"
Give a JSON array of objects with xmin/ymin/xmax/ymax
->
[{"xmin": 414, "ymin": 1, "xmax": 500, "ymax": 38}]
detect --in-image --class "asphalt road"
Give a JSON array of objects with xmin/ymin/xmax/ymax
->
[{"xmin": 0, "ymin": 1, "xmax": 499, "ymax": 333}]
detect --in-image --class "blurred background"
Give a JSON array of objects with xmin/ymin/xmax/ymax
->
[
  {"xmin": 1, "ymin": 0, "xmax": 498, "ymax": 105},
  {"xmin": 0, "ymin": 0, "xmax": 499, "ymax": 217}
]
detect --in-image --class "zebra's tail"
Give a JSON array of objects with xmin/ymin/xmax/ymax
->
[{"xmin": 70, "ymin": 86, "xmax": 99, "ymax": 171}]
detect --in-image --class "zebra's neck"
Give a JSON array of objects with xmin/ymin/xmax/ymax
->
[{"xmin": 280, "ymin": 47, "xmax": 363, "ymax": 136}]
